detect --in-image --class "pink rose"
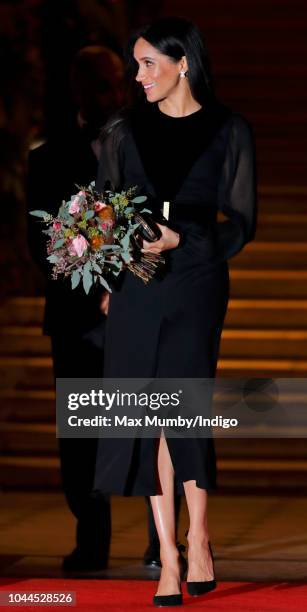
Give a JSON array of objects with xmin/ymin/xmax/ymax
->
[
  {"xmin": 69, "ymin": 191, "xmax": 86, "ymax": 214},
  {"xmin": 68, "ymin": 235, "xmax": 88, "ymax": 257},
  {"xmin": 95, "ymin": 201, "xmax": 107, "ymax": 212},
  {"xmin": 53, "ymin": 221, "xmax": 62, "ymax": 231},
  {"xmin": 101, "ymin": 220, "xmax": 114, "ymax": 230}
]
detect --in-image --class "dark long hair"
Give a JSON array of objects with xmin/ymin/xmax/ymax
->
[{"xmin": 125, "ymin": 16, "xmax": 214, "ymax": 106}]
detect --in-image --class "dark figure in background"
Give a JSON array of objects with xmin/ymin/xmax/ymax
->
[
  {"xmin": 27, "ymin": 44, "xmax": 182, "ymax": 572},
  {"xmin": 27, "ymin": 46, "xmax": 124, "ymax": 572}
]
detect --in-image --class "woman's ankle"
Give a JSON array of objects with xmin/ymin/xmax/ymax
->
[
  {"xmin": 187, "ymin": 530, "xmax": 209, "ymax": 549},
  {"xmin": 160, "ymin": 544, "xmax": 180, "ymax": 568},
  {"xmin": 156, "ymin": 547, "xmax": 181, "ymax": 596}
]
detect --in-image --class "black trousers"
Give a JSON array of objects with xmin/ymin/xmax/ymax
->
[
  {"xmin": 51, "ymin": 330, "xmax": 181, "ymax": 559},
  {"xmin": 51, "ymin": 332, "xmax": 111, "ymax": 563}
]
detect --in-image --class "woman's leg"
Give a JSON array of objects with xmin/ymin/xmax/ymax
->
[
  {"xmin": 150, "ymin": 436, "xmax": 181, "ymax": 595},
  {"xmin": 183, "ymin": 480, "xmax": 214, "ymax": 581}
]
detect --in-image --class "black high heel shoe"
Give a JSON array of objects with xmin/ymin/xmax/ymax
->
[
  {"xmin": 153, "ymin": 555, "xmax": 183, "ymax": 607},
  {"xmin": 186, "ymin": 541, "xmax": 217, "ymax": 597},
  {"xmin": 153, "ymin": 592, "xmax": 182, "ymax": 607}
]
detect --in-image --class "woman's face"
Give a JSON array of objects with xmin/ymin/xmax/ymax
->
[{"xmin": 133, "ymin": 37, "xmax": 184, "ymax": 102}]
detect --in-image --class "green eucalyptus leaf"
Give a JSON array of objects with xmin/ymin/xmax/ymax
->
[
  {"xmin": 47, "ymin": 254, "xmax": 59, "ymax": 263},
  {"xmin": 83, "ymin": 268, "xmax": 93, "ymax": 294},
  {"xmin": 121, "ymin": 234, "xmax": 130, "ymax": 250},
  {"xmin": 71, "ymin": 270, "xmax": 81, "ymax": 289},
  {"xmin": 92, "ymin": 262, "xmax": 102, "ymax": 273},
  {"xmin": 108, "ymin": 259, "xmax": 122, "ymax": 269},
  {"xmin": 84, "ymin": 210, "xmax": 95, "ymax": 220},
  {"xmin": 58, "ymin": 203, "xmax": 70, "ymax": 217},
  {"xmin": 83, "ymin": 260, "xmax": 92, "ymax": 275},
  {"xmin": 121, "ymin": 251, "xmax": 131, "ymax": 264},
  {"xmin": 108, "ymin": 259, "xmax": 122, "ymax": 268},
  {"xmin": 111, "ymin": 268, "xmax": 121, "ymax": 277},
  {"xmin": 131, "ymin": 196, "xmax": 147, "ymax": 204},
  {"xmin": 100, "ymin": 245, "xmax": 121, "ymax": 251},
  {"xmin": 54, "ymin": 238, "xmax": 65, "ymax": 249},
  {"xmin": 29, "ymin": 210, "xmax": 49, "ymax": 218},
  {"xmin": 99, "ymin": 276, "xmax": 112, "ymax": 292},
  {"xmin": 66, "ymin": 215, "xmax": 75, "ymax": 226}
]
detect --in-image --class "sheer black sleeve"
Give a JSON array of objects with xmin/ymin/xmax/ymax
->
[
  {"xmin": 215, "ymin": 114, "xmax": 257, "ymax": 260},
  {"xmin": 96, "ymin": 114, "xmax": 126, "ymax": 193}
]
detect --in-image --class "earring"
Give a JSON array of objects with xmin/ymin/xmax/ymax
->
[{"xmin": 179, "ymin": 70, "xmax": 186, "ymax": 79}]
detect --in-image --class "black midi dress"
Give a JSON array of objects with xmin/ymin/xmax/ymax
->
[{"xmin": 93, "ymin": 99, "xmax": 257, "ymax": 496}]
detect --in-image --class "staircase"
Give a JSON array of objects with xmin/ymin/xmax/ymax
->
[
  {"xmin": 1, "ymin": 1, "xmax": 307, "ymax": 491},
  {"xmin": 0, "ymin": 298, "xmax": 58, "ymax": 488},
  {"xmin": 1, "ymin": 186, "xmax": 307, "ymax": 492},
  {"xmin": 221, "ymin": 187, "xmax": 307, "ymax": 379}
]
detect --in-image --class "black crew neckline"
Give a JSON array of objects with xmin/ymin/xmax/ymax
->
[{"xmin": 153, "ymin": 103, "xmax": 204, "ymax": 120}]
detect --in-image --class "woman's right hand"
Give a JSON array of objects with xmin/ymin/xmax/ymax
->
[{"xmin": 142, "ymin": 223, "xmax": 180, "ymax": 254}]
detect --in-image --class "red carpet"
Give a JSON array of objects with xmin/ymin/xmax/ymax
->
[{"xmin": 1, "ymin": 579, "xmax": 307, "ymax": 611}]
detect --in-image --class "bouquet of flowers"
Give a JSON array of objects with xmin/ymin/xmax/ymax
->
[{"xmin": 29, "ymin": 183, "xmax": 164, "ymax": 293}]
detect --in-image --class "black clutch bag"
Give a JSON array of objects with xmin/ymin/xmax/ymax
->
[
  {"xmin": 134, "ymin": 211, "xmax": 162, "ymax": 244},
  {"xmin": 129, "ymin": 212, "xmax": 166, "ymax": 283}
]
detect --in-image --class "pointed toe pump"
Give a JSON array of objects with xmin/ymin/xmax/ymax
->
[
  {"xmin": 186, "ymin": 541, "xmax": 217, "ymax": 597},
  {"xmin": 153, "ymin": 593, "xmax": 182, "ymax": 607},
  {"xmin": 186, "ymin": 578, "xmax": 216, "ymax": 597}
]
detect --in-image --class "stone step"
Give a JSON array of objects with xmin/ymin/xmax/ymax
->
[
  {"xmin": 220, "ymin": 329, "xmax": 307, "ymax": 358},
  {"xmin": 2, "ymin": 273, "xmax": 307, "ymax": 333},
  {"xmin": 258, "ymin": 165, "xmax": 307, "ymax": 187},
  {"xmin": 217, "ymin": 458, "xmax": 307, "ymax": 491},
  {"xmin": 1, "ymin": 354, "xmax": 307, "ymax": 388},
  {"xmin": 0, "ymin": 326, "xmax": 51, "ymax": 355},
  {"xmin": 215, "ymin": 438, "xmax": 307, "ymax": 460},
  {"xmin": 231, "ymin": 242, "xmax": 307, "ymax": 269},
  {"xmin": 240, "ymin": 142, "xmax": 307, "ymax": 162},
  {"xmin": 2, "ymin": 326, "xmax": 307, "ymax": 359},
  {"xmin": 0, "ymin": 456, "xmax": 61, "ymax": 489},
  {"xmin": 0, "ymin": 297, "xmax": 45, "ymax": 326},
  {"xmin": 0, "ymin": 357, "xmax": 53, "ymax": 390},
  {"xmin": 0, "ymin": 389, "xmax": 55, "ymax": 422},
  {"xmin": 217, "ymin": 358, "xmax": 307, "ymax": 377},
  {"xmin": 256, "ymin": 217, "xmax": 307, "ymax": 242},
  {"xmin": 256, "ymin": 147, "xmax": 307, "ymax": 163},
  {"xmin": 1, "ymin": 420, "xmax": 307, "ymax": 457},
  {"xmin": 1, "ymin": 454, "xmax": 306, "ymax": 491},
  {"xmin": 225, "ymin": 299, "xmax": 307, "ymax": 328},
  {"xmin": 230, "ymin": 270, "xmax": 307, "ymax": 298},
  {"xmin": 1, "ymin": 297, "xmax": 307, "ymax": 334},
  {"xmin": 1, "ymin": 422, "xmax": 57, "ymax": 455},
  {"xmin": 257, "ymin": 188, "xmax": 307, "ymax": 214},
  {"xmin": 259, "ymin": 213, "xmax": 307, "ymax": 225}
]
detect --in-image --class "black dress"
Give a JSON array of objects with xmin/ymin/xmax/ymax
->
[{"xmin": 93, "ymin": 99, "xmax": 257, "ymax": 496}]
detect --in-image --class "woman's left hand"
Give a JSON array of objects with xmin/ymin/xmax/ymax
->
[
  {"xmin": 141, "ymin": 224, "xmax": 180, "ymax": 254},
  {"xmin": 100, "ymin": 291, "xmax": 110, "ymax": 315}
]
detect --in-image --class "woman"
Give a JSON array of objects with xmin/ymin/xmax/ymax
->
[{"xmin": 94, "ymin": 17, "xmax": 256, "ymax": 606}]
